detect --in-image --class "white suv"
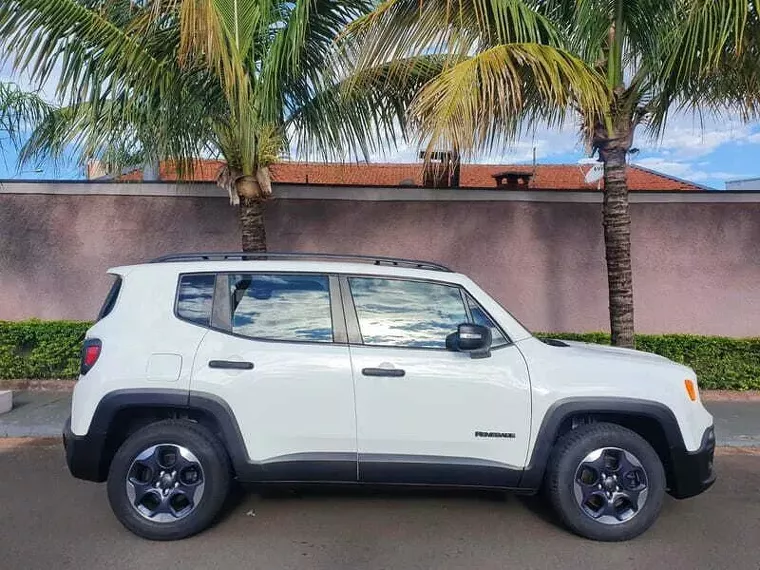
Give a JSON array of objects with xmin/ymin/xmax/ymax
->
[{"xmin": 63, "ymin": 253, "xmax": 715, "ymax": 542}]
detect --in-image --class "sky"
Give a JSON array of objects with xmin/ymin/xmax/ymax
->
[{"xmin": 3, "ymin": 66, "xmax": 760, "ymax": 189}]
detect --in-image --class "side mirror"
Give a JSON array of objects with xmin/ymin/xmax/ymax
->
[{"xmin": 446, "ymin": 323, "xmax": 492, "ymax": 359}]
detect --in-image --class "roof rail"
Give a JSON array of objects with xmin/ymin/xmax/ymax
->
[{"xmin": 149, "ymin": 252, "xmax": 452, "ymax": 272}]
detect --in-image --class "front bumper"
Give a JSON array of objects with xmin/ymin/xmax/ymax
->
[
  {"xmin": 668, "ymin": 425, "xmax": 716, "ymax": 499},
  {"xmin": 62, "ymin": 417, "xmax": 108, "ymax": 482}
]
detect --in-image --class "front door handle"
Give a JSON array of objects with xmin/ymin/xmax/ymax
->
[
  {"xmin": 209, "ymin": 360, "xmax": 254, "ymax": 370},
  {"xmin": 362, "ymin": 367, "xmax": 405, "ymax": 377}
]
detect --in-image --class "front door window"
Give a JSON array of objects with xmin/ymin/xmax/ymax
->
[{"xmin": 348, "ymin": 277, "xmax": 468, "ymax": 349}]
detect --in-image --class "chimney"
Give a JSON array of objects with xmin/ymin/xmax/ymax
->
[{"xmin": 492, "ymin": 169, "xmax": 534, "ymax": 190}]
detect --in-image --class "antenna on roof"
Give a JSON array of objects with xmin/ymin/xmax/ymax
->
[
  {"xmin": 584, "ymin": 164, "xmax": 604, "ymax": 184},
  {"xmin": 578, "ymin": 157, "xmax": 604, "ymax": 189}
]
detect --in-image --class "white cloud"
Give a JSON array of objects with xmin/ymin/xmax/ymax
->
[
  {"xmin": 370, "ymin": 109, "xmax": 760, "ymax": 169},
  {"xmin": 634, "ymin": 157, "xmax": 696, "ymax": 178},
  {"xmin": 641, "ymin": 114, "xmax": 753, "ymax": 159},
  {"xmin": 633, "ymin": 156, "xmax": 748, "ymax": 186},
  {"xmin": 370, "ymin": 123, "xmax": 584, "ymax": 164}
]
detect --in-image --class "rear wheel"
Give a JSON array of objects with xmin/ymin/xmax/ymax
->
[
  {"xmin": 107, "ymin": 420, "xmax": 230, "ymax": 540},
  {"xmin": 545, "ymin": 423, "xmax": 665, "ymax": 541}
]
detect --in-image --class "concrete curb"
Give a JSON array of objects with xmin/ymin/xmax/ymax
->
[
  {"xmin": 701, "ymin": 390, "xmax": 760, "ymax": 402},
  {"xmin": 714, "ymin": 446, "xmax": 760, "ymax": 455},
  {"xmin": 0, "ymin": 379, "xmax": 77, "ymax": 392},
  {"xmin": 0, "ymin": 437, "xmax": 60, "ymax": 450}
]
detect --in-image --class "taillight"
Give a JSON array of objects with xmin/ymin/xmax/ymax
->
[{"xmin": 81, "ymin": 339, "xmax": 102, "ymax": 375}]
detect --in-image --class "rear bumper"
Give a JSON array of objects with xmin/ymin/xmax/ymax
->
[
  {"xmin": 62, "ymin": 417, "xmax": 108, "ymax": 482},
  {"xmin": 668, "ymin": 425, "xmax": 716, "ymax": 499}
]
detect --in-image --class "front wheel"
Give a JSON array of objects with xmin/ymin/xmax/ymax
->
[
  {"xmin": 107, "ymin": 420, "xmax": 231, "ymax": 540},
  {"xmin": 545, "ymin": 423, "xmax": 666, "ymax": 541}
]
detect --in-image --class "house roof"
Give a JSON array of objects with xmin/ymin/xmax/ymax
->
[{"xmin": 114, "ymin": 160, "xmax": 707, "ymax": 191}]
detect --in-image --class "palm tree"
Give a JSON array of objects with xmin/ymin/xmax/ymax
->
[
  {"xmin": 0, "ymin": 0, "xmax": 434, "ymax": 252},
  {"xmin": 348, "ymin": 0, "xmax": 753, "ymax": 347},
  {"xmin": 0, "ymin": 81, "xmax": 51, "ymax": 152}
]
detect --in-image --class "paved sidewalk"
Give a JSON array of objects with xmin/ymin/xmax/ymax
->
[
  {"xmin": 707, "ymin": 401, "xmax": 760, "ymax": 447},
  {"xmin": 0, "ymin": 391, "xmax": 759, "ymax": 445},
  {"xmin": 0, "ymin": 391, "xmax": 71, "ymax": 437}
]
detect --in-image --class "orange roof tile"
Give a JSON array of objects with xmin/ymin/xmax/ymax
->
[{"xmin": 117, "ymin": 160, "xmax": 706, "ymax": 191}]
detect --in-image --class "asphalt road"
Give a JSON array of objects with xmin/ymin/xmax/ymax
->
[{"xmin": 1, "ymin": 441, "xmax": 759, "ymax": 570}]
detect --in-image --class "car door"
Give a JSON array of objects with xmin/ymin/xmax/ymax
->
[
  {"xmin": 190, "ymin": 272, "xmax": 357, "ymax": 482},
  {"xmin": 342, "ymin": 275, "xmax": 531, "ymax": 487}
]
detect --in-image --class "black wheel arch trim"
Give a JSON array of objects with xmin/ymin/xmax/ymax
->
[
  {"xmin": 64, "ymin": 388, "xmax": 251, "ymax": 482},
  {"xmin": 519, "ymin": 397, "xmax": 687, "ymax": 490},
  {"xmin": 87, "ymin": 388, "xmax": 189, "ymax": 432}
]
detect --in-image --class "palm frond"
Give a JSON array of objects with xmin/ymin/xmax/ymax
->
[
  {"xmin": 0, "ymin": 81, "xmax": 52, "ymax": 149},
  {"xmin": 408, "ymin": 43, "xmax": 608, "ymax": 158},
  {"xmin": 345, "ymin": 0, "xmax": 562, "ymax": 73},
  {"xmin": 259, "ymin": 0, "xmax": 372, "ymax": 122},
  {"xmin": 20, "ymin": 94, "xmax": 215, "ymax": 180},
  {"xmin": 177, "ymin": 0, "xmax": 261, "ymax": 96},
  {"xmin": 663, "ymin": 0, "xmax": 750, "ymax": 80},
  {"xmin": 647, "ymin": 0, "xmax": 759, "ymax": 133},
  {"xmin": 289, "ymin": 55, "xmax": 448, "ymax": 161},
  {"xmin": 0, "ymin": 0, "xmax": 174, "ymax": 107}
]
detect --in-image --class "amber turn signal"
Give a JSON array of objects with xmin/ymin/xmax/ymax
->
[{"xmin": 684, "ymin": 379, "xmax": 698, "ymax": 401}]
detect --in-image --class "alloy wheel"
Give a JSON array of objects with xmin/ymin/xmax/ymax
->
[
  {"xmin": 125, "ymin": 444, "xmax": 205, "ymax": 523},
  {"xmin": 573, "ymin": 447, "xmax": 649, "ymax": 524}
]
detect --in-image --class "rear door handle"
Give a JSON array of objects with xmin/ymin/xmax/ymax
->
[
  {"xmin": 362, "ymin": 367, "xmax": 405, "ymax": 377},
  {"xmin": 209, "ymin": 360, "xmax": 254, "ymax": 370}
]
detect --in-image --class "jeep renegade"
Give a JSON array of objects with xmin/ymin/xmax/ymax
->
[{"xmin": 63, "ymin": 252, "xmax": 715, "ymax": 541}]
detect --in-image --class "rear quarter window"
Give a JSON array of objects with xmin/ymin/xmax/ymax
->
[
  {"xmin": 97, "ymin": 276, "xmax": 122, "ymax": 321},
  {"xmin": 176, "ymin": 274, "xmax": 216, "ymax": 326}
]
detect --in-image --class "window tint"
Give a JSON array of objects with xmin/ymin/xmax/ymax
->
[
  {"xmin": 229, "ymin": 274, "xmax": 332, "ymax": 343},
  {"xmin": 177, "ymin": 274, "xmax": 216, "ymax": 326},
  {"xmin": 348, "ymin": 277, "xmax": 468, "ymax": 348},
  {"xmin": 465, "ymin": 293, "xmax": 509, "ymax": 347},
  {"xmin": 97, "ymin": 276, "xmax": 122, "ymax": 321}
]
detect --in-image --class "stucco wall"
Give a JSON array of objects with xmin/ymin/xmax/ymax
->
[{"xmin": 1, "ymin": 183, "xmax": 758, "ymax": 336}]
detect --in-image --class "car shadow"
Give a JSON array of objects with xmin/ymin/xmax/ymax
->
[
  {"xmin": 514, "ymin": 493, "xmax": 564, "ymax": 530},
  {"xmin": 224, "ymin": 483, "xmax": 565, "ymax": 531}
]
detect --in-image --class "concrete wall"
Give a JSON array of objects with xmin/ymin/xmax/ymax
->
[{"xmin": 1, "ymin": 182, "xmax": 758, "ymax": 336}]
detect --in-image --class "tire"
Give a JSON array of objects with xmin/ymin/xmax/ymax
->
[
  {"xmin": 545, "ymin": 422, "xmax": 666, "ymax": 542},
  {"xmin": 107, "ymin": 419, "xmax": 231, "ymax": 541}
]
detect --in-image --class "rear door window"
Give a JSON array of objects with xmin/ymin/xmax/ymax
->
[{"xmin": 228, "ymin": 274, "xmax": 333, "ymax": 343}]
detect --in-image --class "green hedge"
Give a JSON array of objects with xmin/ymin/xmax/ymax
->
[
  {"xmin": 538, "ymin": 333, "xmax": 760, "ymax": 390},
  {"xmin": 0, "ymin": 320, "xmax": 90, "ymax": 379},
  {"xmin": 1, "ymin": 321, "xmax": 758, "ymax": 390}
]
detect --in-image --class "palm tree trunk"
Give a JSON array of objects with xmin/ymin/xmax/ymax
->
[
  {"xmin": 600, "ymin": 145, "xmax": 635, "ymax": 348},
  {"xmin": 240, "ymin": 197, "xmax": 267, "ymax": 252}
]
